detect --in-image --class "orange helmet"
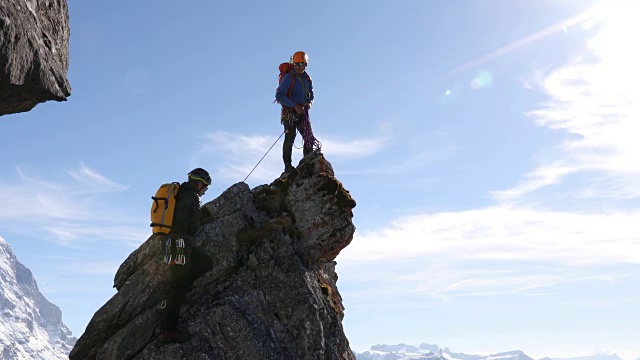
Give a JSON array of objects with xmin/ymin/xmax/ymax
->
[{"xmin": 291, "ymin": 51, "xmax": 308, "ymax": 64}]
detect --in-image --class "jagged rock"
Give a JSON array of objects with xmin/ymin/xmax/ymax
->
[
  {"xmin": 70, "ymin": 153, "xmax": 357, "ymax": 360},
  {"xmin": 0, "ymin": 236, "xmax": 77, "ymax": 359},
  {"xmin": 0, "ymin": 0, "xmax": 71, "ymax": 116}
]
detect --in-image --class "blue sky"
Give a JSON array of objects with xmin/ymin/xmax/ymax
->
[{"xmin": 1, "ymin": 0, "xmax": 639, "ymax": 358}]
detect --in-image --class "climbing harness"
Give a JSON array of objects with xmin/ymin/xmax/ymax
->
[
  {"xmin": 242, "ymin": 130, "xmax": 286, "ymax": 183},
  {"xmin": 293, "ymin": 71, "xmax": 320, "ymax": 151},
  {"xmin": 282, "ymin": 105, "xmax": 321, "ymax": 153}
]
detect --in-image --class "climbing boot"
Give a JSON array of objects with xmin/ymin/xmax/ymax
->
[
  {"xmin": 284, "ymin": 163, "xmax": 295, "ymax": 173},
  {"xmin": 303, "ymin": 146, "xmax": 312, "ymax": 157}
]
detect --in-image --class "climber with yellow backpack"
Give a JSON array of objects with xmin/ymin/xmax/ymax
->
[
  {"xmin": 275, "ymin": 50, "xmax": 321, "ymax": 173},
  {"xmin": 150, "ymin": 168, "xmax": 213, "ymax": 343}
]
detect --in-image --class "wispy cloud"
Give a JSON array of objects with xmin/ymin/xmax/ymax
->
[
  {"xmin": 490, "ymin": 163, "xmax": 575, "ymax": 204},
  {"xmin": 340, "ymin": 142, "xmax": 457, "ymax": 176},
  {"xmin": 43, "ymin": 223, "xmax": 148, "ymax": 248},
  {"xmin": 494, "ymin": 7, "xmax": 640, "ymax": 205},
  {"xmin": 319, "ymin": 138, "xmax": 387, "ymax": 159},
  {"xmin": 67, "ymin": 163, "xmax": 129, "ymax": 192},
  {"xmin": 339, "ymin": 15, "xmax": 640, "ymax": 301},
  {"xmin": 193, "ymin": 131, "xmax": 294, "ymax": 184},
  {"xmin": 0, "ymin": 164, "xmax": 143, "ymax": 246},
  {"xmin": 193, "ymin": 130, "xmax": 389, "ymax": 185},
  {"xmin": 342, "ymin": 207, "xmax": 640, "ymax": 266}
]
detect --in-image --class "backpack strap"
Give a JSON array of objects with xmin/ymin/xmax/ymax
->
[
  {"xmin": 296, "ymin": 73, "xmax": 311, "ymax": 99},
  {"xmin": 286, "ymin": 71, "xmax": 296, "ymax": 100},
  {"xmin": 287, "ymin": 72, "xmax": 311, "ymax": 101}
]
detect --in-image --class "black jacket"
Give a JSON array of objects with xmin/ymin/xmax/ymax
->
[{"xmin": 168, "ymin": 181, "xmax": 201, "ymax": 239}]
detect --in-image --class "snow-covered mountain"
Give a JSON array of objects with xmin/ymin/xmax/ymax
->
[
  {"xmin": 0, "ymin": 236, "xmax": 76, "ymax": 359},
  {"xmin": 358, "ymin": 343, "xmax": 445, "ymax": 360},
  {"xmin": 550, "ymin": 355, "xmax": 623, "ymax": 360},
  {"xmin": 356, "ymin": 343, "xmax": 629, "ymax": 360},
  {"xmin": 356, "ymin": 343, "xmax": 527, "ymax": 360},
  {"xmin": 442, "ymin": 348, "xmax": 532, "ymax": 360}
]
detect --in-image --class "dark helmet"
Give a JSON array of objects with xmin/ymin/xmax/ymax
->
[{"xmin": 188, "ymin": 168, "xmax": 211, "ymax": 185}]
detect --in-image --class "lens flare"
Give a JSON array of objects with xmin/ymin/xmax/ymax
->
[{"xmin": 470, "ymin": 71, "xmax": 493, "ymax": 90}]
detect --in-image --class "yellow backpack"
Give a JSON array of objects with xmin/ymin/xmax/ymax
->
[{"xmin": 150, "ymin": 182, "xmax": 180, "ymax": 234}]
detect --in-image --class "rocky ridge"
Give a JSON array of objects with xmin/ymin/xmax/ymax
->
[{"xmin": 70, "ymin": 153, "xmax": 357, "ymax": 360}]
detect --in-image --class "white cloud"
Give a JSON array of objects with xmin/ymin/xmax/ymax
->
[
  {"xmin": 193, "ymin": 131, "xmax": 289, "ymax": 184},
  {"xmin": 339, "ymin": 18, "xmax": 640, "ymax": 302},
  {"xmin": 194, "ymin": 131, "xmax": 388, "ymax": 185},
  {"xmin": 44, "ymin": 223, "xmax": 148, "ymax": 248},
  {"xmin": 340, "ymin": 142, "xmax": 457, "ymax": 176},
  {"xmin": 494, "ymin": 6, "xmax": 640, "ymax": 205},
  {"xmin": 338, "ymin": 205, "xmax": 640, "ymax": 301},
  {"xmin": 67, "ymin": 163, "xmax": 129, "ymax": 191},
  {"xmin": 319, "ymin": 138, "xmax": 387, "ymax": 159},
  {"xmin": 490, "ymin": 163, "xmax": 575, "ymax": 204},
  {"xmin": 342, "ymin": 207, "xmax": 640, "ymax": 266},
  {"xmin": 0, "ymin": 164, "xmax": 143, "ymax": 246}
]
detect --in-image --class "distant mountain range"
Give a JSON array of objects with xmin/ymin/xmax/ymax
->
[
  {"xmin": 541, "ymin": 355, "xmax": 626, "ymax": 360},
  {"xmin": 354, "ymin": 343, "xmax": 631, "ymax": 360},
  {"xmin": 0, "ymin": 236, "xmax": 76, "ymax": 359}
]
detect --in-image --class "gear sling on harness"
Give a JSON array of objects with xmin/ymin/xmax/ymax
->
[
  {"xmin": 162, "ymin": 237, "xmax": 186, "ymax": 265},
  {"xmin": 159, "ymin": 235, "xmax": 187, "ymax": 310}
]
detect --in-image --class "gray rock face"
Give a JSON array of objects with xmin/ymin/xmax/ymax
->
[
  {"xmin": 0, "ymin": 0, "xmax": 71, "ymax": 116},
  {"xmin": 70, "ymin": 153, "xmax": 357, "ymax": 360}
]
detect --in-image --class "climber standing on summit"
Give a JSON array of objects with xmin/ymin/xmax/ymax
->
[
  {"xmin": 159, "ymin": 168, "xmax": 213, "ymax": 343},
  {"xmin": 276, "ymin": 50, "xmax": 320, "ymax": 173}
]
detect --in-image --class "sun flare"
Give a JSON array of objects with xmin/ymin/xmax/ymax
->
[{"xmin": 589, "ymin": 2, "xmax": 640, "ymax": 77}]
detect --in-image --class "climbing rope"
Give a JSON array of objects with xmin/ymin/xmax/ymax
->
[
  {"xmin": 242, "ymin": 108, "xmax": 321, "ymax": 183},
  {"xmin": 297, "ymin": 110, "xmax": 321, "ymax": 152},
  {"xmin": 242, "ymin": 130, "xmax": 285, "ymax": 183}
]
